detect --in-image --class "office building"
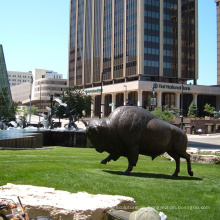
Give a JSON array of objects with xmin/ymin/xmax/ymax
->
[
  {"xmin": 69, "ymin": 0, "xmax": 220, "ymax": 117},
  {"xmin": 11, "ymin": 69, "xmax": 67, "ymax": 114},
  {"xmin": 8, "ymin": 70, "xmax": 63, "ymax": 87},
  {"xmin": 7, "ymin": 71, "xmax": 32, "ymax": 87},
  {"xmin": 0, "ymin": 45, "xmax": 13, "ymax": 114}
]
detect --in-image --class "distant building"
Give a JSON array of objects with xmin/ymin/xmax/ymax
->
[
  {"xmin": 0, "ymin": 45, "xmax": 13, "ymax": 115},
  {"xmin": 8, "ymin": 69, "xmax": 63, "ymax": 87},
  {"xmin": 32, "ymin": 69, "xmax": 63, "ymax": 80},
  {"xmin": 11, "ymin": 69, "xmax": 67, "ymax": 114},
  {"xmin": 215, "ymin": 0, "xmax": 220, "ymax": 85},
  {"xmin": 7, "ymin": 71, "xmax": 32, "ymax": 87}
]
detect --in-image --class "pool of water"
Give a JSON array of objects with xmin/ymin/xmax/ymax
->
[
  {"xmin": 0, "ymin": 127, "xmax": 48, "ymax": 140},
  {"xmin": 0, "ymin": 129, "xmax": 27, "ymax": 140}
]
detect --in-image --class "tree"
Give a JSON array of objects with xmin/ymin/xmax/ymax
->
[
  {"xmin": 58, "ymin": 86, "xmax": 92, "ymax": 119},
  {"xmin": 204, "ymin": 103, "xmax": 215, "ymax": 116},
  {"xmin": 0, "ymin": 102, "xmax": 18, "ymax": 121},
  {"xmin": 187, "ymin": 100, "xmax": 198, "ymax": 118},
  {"xmin": 151, "ymin": 105, "xmax": 174, "ymax": 123},
  {"xmin": 21, "ymin": 105, "xmax": 39, "ymax": 116}
]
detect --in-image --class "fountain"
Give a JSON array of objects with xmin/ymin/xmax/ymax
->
[
  {"xmin": 0, "ymin": 115, "xmax": 7, "ymax": 130},
  {"xmin": 0, "ymin": 98, "xmax": 88, "ymax": 149}
]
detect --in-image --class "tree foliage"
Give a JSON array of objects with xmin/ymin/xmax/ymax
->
[
  {"xmin": 0, "ymin": 102, "xmax": 18, "ymax": 121},
  {"xmin": 204, "ymin": 103, "xmax": 215, "ymax": 116},
  {"xmin": 151, "ymin": 105, "xmax": 174, "ymax": 123},
  {"xmin": 57, "ymin": 86, "xmax": 92, "ymax": 119},
  {"xmin": 187, "ymin": 100, "xmax": 198, "ymax": 117},
  {"xmin": 20, "ymin": 105, "xmax": 39, "ymax": 116}
]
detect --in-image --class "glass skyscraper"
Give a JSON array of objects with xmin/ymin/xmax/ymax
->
[
  {"xmin": 0, "ymin": 45, "xmax": 13, "ymax": 114},
  {"xmin": 68, "ymin": 0, "xmax": 199, "ymax": 117},
  {"xmin": 69, "ymin": 0, "xmax": 198, "ymax": 87}
]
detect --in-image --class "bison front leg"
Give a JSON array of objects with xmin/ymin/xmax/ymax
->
[
  {"xmin": 124, "ymin": 146, "xmax": 139, "ymax": 175},
  {"xmin": 101, "ymin": 154, "xmax": 112, "ymax": 164},
  {"xmin": 124, "ymin": 162, "xmax": 133, "ymax": 175}
]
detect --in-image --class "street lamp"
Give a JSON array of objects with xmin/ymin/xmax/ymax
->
[
  {"xmin": 151, "ymin": 85, "xmax": 156, "ymax": 110},
  {"xmin": 29, "ymin": 75, "xmax": 33, "ymax": 124},
  {"xmin": 49, "ymin": 91, "xmax": 54, "ymax": 129},
  {"xmin": 38, "ymin": 81, "xmax": 42, "ymax": 123},
  {"xmin": 99, "ymin": 72, "xmax": 105, "ymax": 119},
  {"xmin": 180, "ymin": 80, "xmax": 184, "ymax": 130}
]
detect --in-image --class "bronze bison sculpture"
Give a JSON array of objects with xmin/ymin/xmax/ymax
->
[{"xmin": 86, "ymin": 106, "xmax": 193, "ymax": 177}]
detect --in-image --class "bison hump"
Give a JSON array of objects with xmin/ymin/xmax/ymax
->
[{"xmin": 108, "ymin": 106, "xmax": 156, "ymax": 129}]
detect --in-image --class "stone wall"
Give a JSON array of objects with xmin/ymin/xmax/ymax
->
[
  {"xmin": 174, "ymin": 117, "xmax": 220, "ymax": 134},
  {"xmin": 0, "ymin": 133, "xmax": 43, "ymax": 149}
]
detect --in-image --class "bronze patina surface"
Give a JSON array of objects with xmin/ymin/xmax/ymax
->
[{"xmin": 86, "ymin": 106, "xmax": 193, "ymax": 177}]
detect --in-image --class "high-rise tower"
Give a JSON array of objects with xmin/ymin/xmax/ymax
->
[
  {"xmin": 69, "ymin": 0, "xmax": 198, "ymax": 87},
  {"xmin": 68, "ymin": 0, "xmax": 198, "ymax": 117},
  {"xmin": 215, "ymin": 0, "xmax": 220, "ymax": 85}
]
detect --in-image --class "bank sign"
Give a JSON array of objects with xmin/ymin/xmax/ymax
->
[
  {"xmin": 153, "ymin": 83, "xmax": 190, "ymax": 91},
  {"xmin": 85, "ymin": 88, "xmax": 102, "ymax": 95}
]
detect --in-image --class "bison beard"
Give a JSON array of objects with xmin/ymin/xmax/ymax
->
[{"xmin": 86, "ymin": 106, "xmax": 193, "ymax": 177}]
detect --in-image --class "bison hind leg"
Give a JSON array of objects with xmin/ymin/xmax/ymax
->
[
  {"xmin": 178, "ymin": 152, "xmax": 193, "ymax": 177},
  {"xmin": 168, "ymin": 151, "xmax": 180, "ymax": 177}
]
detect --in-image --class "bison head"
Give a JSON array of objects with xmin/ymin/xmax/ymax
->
[{"xmin": 86, "ymin": 119, "xmax": 110, "ymax": 153}]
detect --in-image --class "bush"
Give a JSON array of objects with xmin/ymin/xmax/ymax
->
[
  {"xmin": 188, "ymin": 101, "xmax": 198, "ymax": 118},
  {"xmin": 151, "ymin": 106, "xmax": 174, "ymax": 123},
  {"xmin": 204, "ymin": 103, "xmax": 215, "ymax": 116}
]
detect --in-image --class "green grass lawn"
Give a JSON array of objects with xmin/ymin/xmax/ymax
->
[{"xmin": 0, "ymin": 147, "xmax": 219, "ymax": 219}]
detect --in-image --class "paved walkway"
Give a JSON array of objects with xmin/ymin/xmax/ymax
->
[{"xmin": 187, "ymin": 133, "xmax": 220, "ymax": 150}]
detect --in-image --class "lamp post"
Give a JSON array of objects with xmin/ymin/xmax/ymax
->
[
  {"xmin": 49, "ymin": 91, "xmax": 54, "ymax": 129},
  {"xmin": 29, "ymin": 75, "xmax": 33, "ymax": 124},
  {"xmin": 99, "ymin": 72, "xmax": 104, "ymax": 119},
  {"xmin": 180, "ymin": 80, "xmax": 184, "ymax": 130},
  {"xmin": 151, "ymin": 85, "xmax": 156, "ymax": 110},
  {"xmin": 39, "ymin": 81, "xmax": 41, "ymax": 123}
]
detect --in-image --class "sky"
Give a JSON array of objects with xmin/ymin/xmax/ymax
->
[{"xmin": 0, "ymin": 0, "xmax": 218, "ymax": 86}]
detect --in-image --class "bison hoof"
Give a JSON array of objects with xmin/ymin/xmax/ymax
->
[
  {"xmin": 189, "ymin": 171, "xmax": 194, "ymax": 176},
  {"xmin": 172, "ymin": 172, "xmax": 178, "ymax": 177},
  {"xmin": 124, "ymin": 170, "xmax": 131, "ymax": 175},
  {"xmin": 101, "ymin": 159, "xmax": 107, "ymax": 164}
]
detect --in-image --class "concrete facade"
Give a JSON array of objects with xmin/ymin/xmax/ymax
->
[
  {"xmin": 7, "ymin": 71, "xmax": 32, "ymax": 87},
  {"xmin": 85, "ymin": 81, "xmax": 220, "ymax": 118},
  {"xmin": 10, "ymin": 69, "xmax": 67, "ymax": 114}
]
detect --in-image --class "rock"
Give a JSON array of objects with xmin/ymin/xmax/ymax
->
[
  {"xmin": 0, "ymin": 183, "xmax": 136, "ymax": 220},
  {"xmin": 187, "ymin": 147, "xmax": 199, "ymax": 155},
  {"xmin": 190, "ymin": 154, "xmax": 220, "ymax": 164},
  {"xmin": 160, "ymin": 148, "xmax": 220, "ymax": 164},
  {"xmin": 200, "ymin": 149, "xmax": 220, "ymax": 155}
]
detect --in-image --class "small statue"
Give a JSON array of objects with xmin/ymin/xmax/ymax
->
[{"xmin": 64, "ymin": 110, "xmax": 79, "ymax": 130}]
